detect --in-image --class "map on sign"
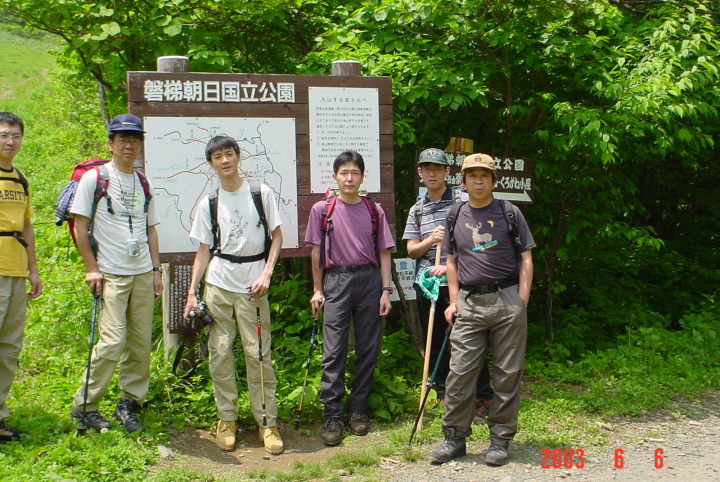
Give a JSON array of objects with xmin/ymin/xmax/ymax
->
[{"xmin": 143, "ymin": 116, "xmax": 298, "ymax": 254}]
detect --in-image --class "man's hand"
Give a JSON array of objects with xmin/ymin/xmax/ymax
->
[
  {"xmin": 184, "ymin": 292, "xmax": 199, "ymax": 320},
  {"xmin": 248, "ymin": 272, "xmax": 271, "ymax": 296},
  {"xmin": 429, "ymin": 226, "xmax": 444, "ymax": 244},
  {"xmin": 444, "ymin": 303, "xmax": 457, "ymax": 325},
  {"xmin": 85, "ymin": 270, "xmax": 103, "ymax": 296},
  {"xmin": 27, "ymin": 272, "xmax": 42, "ymax": 299},
  {"xmin": 310, "ymin": 290, "xmax": 325, "ymax": 318},
  {"xmin": 379, "ymin": 291, "xmax": 391, "ymax": 316},
  {"xmin": 428, "ymin": 265, "xmax": 447, "ymax": 277},
  {"xmin": 153, "ymin": 272, "xmax": 163, "ymax": 300}
]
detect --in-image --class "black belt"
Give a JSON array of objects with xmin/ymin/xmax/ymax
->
[
  {"xmin": 325, "ymin": 264, "xmax": 374, "ymax": 273},
  {"xmin": 461, "ymin": 278, "xmax": 518, "ymax": 299}
]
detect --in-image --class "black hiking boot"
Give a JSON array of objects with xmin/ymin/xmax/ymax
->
[
  {"xmin": 348, "ymin": 412, "xmax": 369, "ymax": 436},
  {"xmin": 0, "ymin": 419, "xmax": 26, "ymax": 443},
  {"xmin": 428, "ymin": 427, "xmax": 467, "ymax": 464},
  {"xmin": 113, "ymin": 398, "xmax": 144, "ymax": 433},
  {"xmin": 71, "ymin": 408, "xmax": 111, "ymax": 430},
  {"xmin": 320, "ymin": 417, "xmax": 344, "ymax": 446},
  {"xmin": 485, "ymin": 442, "xmax": 509, "ymax": 466}
]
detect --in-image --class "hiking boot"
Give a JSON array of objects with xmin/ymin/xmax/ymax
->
[
  {"xmin": 428, "ymin": 427, "xmax": 466, "ymax": 464},
  {"xmin": 216, "ymin": 420, "xmax": 237, "ymax": 451},
  {"xmin": 348, "ymin": 412, "xmax": 369, "ymax": 436},
  {"xmin": 473, "ymin": 398, "xmax": 491, "ymax": 424},
  {"xmin": 0, "ymin": 420, "xmax": 26, "ymax": 443},
  {"xmin": 113, "ymin": 398, "xmax": 144, "ymax": 433},
  {"xmin": 485, "ymin": 443, "xmax": 509, "ymax": 466},
  {"xmin": 71, "ymin": 408, "xmax": 111, "ymax": 430},
  {"xmin": 320, "ymin": 417, "xmax": 344, "ymax": 446},
  {"xmin": 259, "ymin": 426, "xmax": 284, "ymax": 455}
]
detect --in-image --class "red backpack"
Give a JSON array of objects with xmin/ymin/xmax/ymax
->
[
  {"xmin": 319, "ymin": 187, "xmax": 380, "ymax": 268},
  {"xmin": 55, "ymin": 159, "xmax": 151, "ymax": 251}
]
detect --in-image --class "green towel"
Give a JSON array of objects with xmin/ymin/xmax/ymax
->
[{"xmin": 418, "ymin": 266, "xmax": 447, "ymax": 301}]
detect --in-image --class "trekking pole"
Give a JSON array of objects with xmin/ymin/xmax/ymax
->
[
  {"xmin": 417, "ymin": 244, "xmax": 442, "ymax": 431},
  {"xmin": 77, "ymin": 294, "xmax": 102, "ymax": 436},
  {"xmin": 253, "ymin": 295, "xmax": 268, "ymax": 428},
  {"xmin": 294, "ymin": 312, "xmax": 320, "ymax": 430},
  {"xmin": 408, "ymin": 325, "xmax": 451, "ymax": 446}
]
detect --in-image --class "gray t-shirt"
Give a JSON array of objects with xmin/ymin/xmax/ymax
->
[{"xmin": 442, "ymin": 199, "xmax": 535, "ymax": 286}]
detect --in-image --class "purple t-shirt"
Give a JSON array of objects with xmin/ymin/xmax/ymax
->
[
  {"xmin": 305, "ymin": 197, "xmax": 395, "ymax": 268},
  {"xmin": 442, "ymin": 199, "xmax": 535, "ymax": 285}
]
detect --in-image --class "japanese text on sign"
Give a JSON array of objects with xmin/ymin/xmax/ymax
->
[
  {"xmin": 143, "ymin": 79, "xmax": 296, "ymax": 103},
  {"xmin": 309, "ymin": 87, "xmax": 381, "ymax": 193}
]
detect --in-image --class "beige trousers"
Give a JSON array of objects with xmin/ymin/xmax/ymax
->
[
  {"xmin": 442, "ymin": 285, "xmax": 527, "ymax": 444},
  {"xmin": 206, "ymin": 284, "xmax": 278, "ymax": 427},
  {"xmin": 0, "ymin": 276, "xmax": 27, "ymax": 420},
  {"xmin": 73, "ymin": 272, "xmax": 154, "ymax": 411}
]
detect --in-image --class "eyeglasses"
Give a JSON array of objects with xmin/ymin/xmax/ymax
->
[{"xmin": 0, "ymin": 133, "xmax": 23, "ymax": 142}]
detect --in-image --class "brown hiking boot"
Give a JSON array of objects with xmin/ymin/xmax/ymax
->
[
  {"xmin": 348, "ymin": 412, "xmax": 369, "ymax": 436},
  {"xmin": 320, "ymin": 417, "xmax": 344, "ymax": 446},
  {"xmin": 259, "ymin": 426, "xmax": 284, "ymax": 455},
  {"xmin": 215, "ymin": 420, "xmax": 237, "ymax": 451}
]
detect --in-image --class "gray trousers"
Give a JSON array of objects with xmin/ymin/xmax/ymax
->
[
  {"xmin": 442, "ymin": 285, "xmax": 527, "ymax": 444},
  {"xmin": 320, "ymin": 265, "xmax": 382, "ymax": 419}
]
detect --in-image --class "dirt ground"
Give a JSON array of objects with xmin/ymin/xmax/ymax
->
[{"xmin": 151, "ymin": 391, "xmax": 720, "ymax": 481}]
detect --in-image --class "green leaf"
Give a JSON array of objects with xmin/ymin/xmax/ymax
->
[{"xmin": 101, "ymin": 22, "xmax": 121, "ymax": 36}]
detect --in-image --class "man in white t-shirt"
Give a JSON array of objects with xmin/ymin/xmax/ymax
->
[
  {"xmin": 70, "ymin": 114, "xmax": 163, "ymax": 433},
  {"xmin": 184, "ymin": 136, "xmax": 284, "ymax": 455}
]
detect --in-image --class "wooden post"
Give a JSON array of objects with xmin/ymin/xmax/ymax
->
[
  {"xmin": 157, "ymin": 55, "xmax": 188, "ymax": 360},
  {"xmin": 331, "ymin": 60, "xmax": 362, "ymax": 77}
]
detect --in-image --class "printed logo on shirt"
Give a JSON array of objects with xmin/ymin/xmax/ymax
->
[
  {"xmin": 226, "ymin": 210, "xmax": 249, "ymax": 247},
  {"xmin": 464, "ymin": 221, "xmax": 498, "ymax": 252},
  {"xmin": 0, "ymin": 188, "xmax": 26, "ymax": 203}
]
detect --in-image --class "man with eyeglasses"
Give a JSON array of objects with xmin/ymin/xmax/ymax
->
[
  {"xmin": 69, "ymin": 114, "xmax": 163, "ymax": 433},
  {"xmin": 0, "ymin": 112, "xmax": 42, "ymax": 443}
]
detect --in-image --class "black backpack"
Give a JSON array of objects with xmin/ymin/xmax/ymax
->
[
  {"xmin": 209, "ymin": 180, "xmax": 271, "ymax": 263},
  {"xmin": 446, "ymin": 199, "xmax": 522, "ymax": 257}
]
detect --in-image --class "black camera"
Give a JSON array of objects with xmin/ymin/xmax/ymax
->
[{"xmin": 189, "ymin": 300, "xmax": 214, "ymax": 330}]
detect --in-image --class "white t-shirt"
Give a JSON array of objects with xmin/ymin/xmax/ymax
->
[
  {"xmin": 70, "ymin": 164, "xmax": 159, "ymax": 275},
  {"xmin": 190, "ymin": 181, "xmax": 282, "ymax": 293}
]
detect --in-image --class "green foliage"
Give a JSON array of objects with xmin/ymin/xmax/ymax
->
[{"xmin": 527, "ymin": 297, "xmax": 720, "ymax": 417}]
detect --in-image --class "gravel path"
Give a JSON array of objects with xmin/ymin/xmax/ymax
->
[{"xmin": 381, "ymin": 392, "xmax": 720, "ymax": 481}]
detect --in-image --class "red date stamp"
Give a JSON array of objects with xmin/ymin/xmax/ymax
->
[
  {"xmin": 540, "ymin": 448, "xmax": 585, "ymax": 469},
  {"xmin": 541, "ymin": 448, "xmax": 665, "ymax": 469}
]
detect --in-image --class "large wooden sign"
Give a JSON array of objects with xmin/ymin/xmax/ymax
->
[{"xmin": 127, "ymin": 70, "xmax": 395, "ymax": 263}]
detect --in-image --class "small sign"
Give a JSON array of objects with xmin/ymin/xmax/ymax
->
[{"xmin": 391, "ymin": 257, "xmax": 416, "ymax": 302}]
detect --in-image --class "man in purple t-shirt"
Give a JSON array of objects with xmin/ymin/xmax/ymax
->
[
  {"xmin": 305, "ymin": 150, "xmax": 395, "ymax": 447},
  {"xmin": 429, "ymin": 153, "xmax": 535, "ymax": 467}
]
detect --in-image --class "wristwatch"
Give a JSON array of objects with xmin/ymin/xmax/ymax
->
[
  {"xmin": 382, "ymin": 286, "xmax": 394, "ymax": 294},
  {"xmin": 152, "ymin": 267, "xmax": 163, "ymax": 273}
]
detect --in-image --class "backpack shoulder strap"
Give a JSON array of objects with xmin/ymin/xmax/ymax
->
[
  {"xmin": 135, "ymin": 170, "xmax": 152, "ymax": 213},
  {"xmin": 413, "ymin": 197, "xmax": 424, "ymax": 229},
  {"xmin": 501, "ymin": 199, "xmax": 521, "ymax": 258},
  {"xmin": 209, "ymin": 189, "xmax": 220, "ymax": 254},
  {"xmin": 446, "ymin": 201, "xmax": 465, "ymax": 253},
  {"xmin": 249, "ymin": 181, "xmax": 270, "ymax": 260},
  {"xmin": 14, "ymin": 168, "xmax": 28, "ymax": 196},
  {"xmin": 0, "ymin": 168, "xmax": 29, "ymax": 196},
  {"xmin": 319, "ymin": 195, "xmax": 338, "ymax": 269},
  {"xmin": 362, "ymin": 195, "xmax": 381, "ymax": 265}
]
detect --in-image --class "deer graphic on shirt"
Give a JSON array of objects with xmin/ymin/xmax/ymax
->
[{"xmin": 465, "ymin": 222, "xmax": 493, "ymax": 249}]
